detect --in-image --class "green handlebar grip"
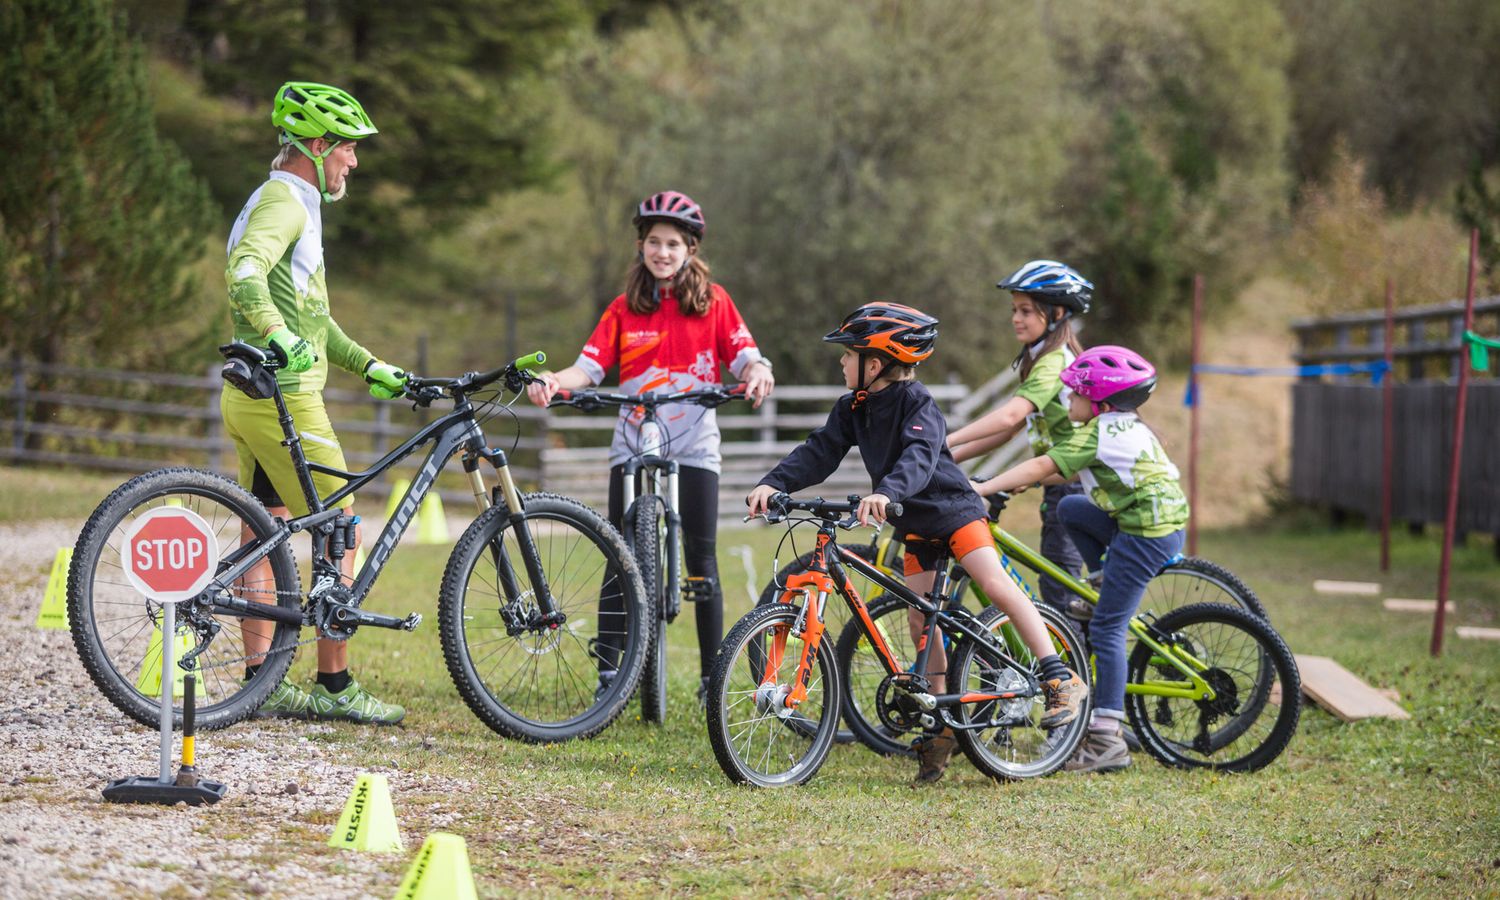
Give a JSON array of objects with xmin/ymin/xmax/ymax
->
[{"xmin": 515, "ymin": 351, "xmax": 547, "ymax": 371}]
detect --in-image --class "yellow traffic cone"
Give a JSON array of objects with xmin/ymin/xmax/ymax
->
[
  {"xmin": 134, "ymin": 622, "xmax": 192, "ymax": 698},
  {"xmin": 352, "ymin": 544, "xmax": 367, "ymax": 572},
  {"xmin": 35, "ymin": 547, "xmax": 72, "ymax": 630},
  {"xmin": 164, "ymin": 497, "xmax": 184, "ymax": 508},
  {"xmin": 393, "ymin": 832, "xmax": 477, "ymax": 900},
  {"xmin": 329, "ymin": 773, "xmax": 404, "ymax": 853},
  {"xmin": 415, "ymin": 492, "xmax": 449, "ymax": 545},
  {"xmin": 384, "ymin": 479, "xmax": 411, "ymax": 521}
]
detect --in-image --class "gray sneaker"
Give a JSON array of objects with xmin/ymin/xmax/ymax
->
[{"xmin": 1064, "ymin": 727, "xmax": 1132, "ymax": 773}]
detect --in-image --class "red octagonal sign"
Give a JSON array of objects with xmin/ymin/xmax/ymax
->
[{"xmin": 121, "ymin": 506, "xmax": 221, "ymax": 601}]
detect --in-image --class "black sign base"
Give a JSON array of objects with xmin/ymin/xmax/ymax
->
[{"xmin": 102, "ymin": 774, "xmax": 227, "ymax": 806}]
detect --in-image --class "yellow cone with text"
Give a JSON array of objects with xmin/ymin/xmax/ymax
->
[
  {"xmin": 329, "ymin": 773, "xmax": 404, "ymax": 853},
  {"xmin": 35, "ymin": 547, "xmax": 72, "ymax": 629},
  {"xmin": 416, "ymin": 492, "xmax": 448, "ymax": 545},
  {"xmin": 393, "ymin": 832, "xmax": 478, "ymax": 900}
]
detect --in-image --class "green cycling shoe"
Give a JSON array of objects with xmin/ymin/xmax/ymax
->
[
  {"xmin": 307, "ymin": 678, "xmax": 406, "ymax": 726},
  {"xmin": 254, "ymin": 679, "xmax": 316, "ymax": 719}
]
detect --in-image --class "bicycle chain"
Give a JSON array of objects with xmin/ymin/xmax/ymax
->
[{"xmin": 156, "ymin": 584, "xmax": 322, "ymax": 674}]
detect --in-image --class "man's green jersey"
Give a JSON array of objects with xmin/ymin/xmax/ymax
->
[{"xmin": 225, "ymin": 171, "xmax": 373, "ymax": 392}]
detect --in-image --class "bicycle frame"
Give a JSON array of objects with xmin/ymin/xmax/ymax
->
[
  {"xmin": 203, "ymin": 380, "xmax": 551, "ymax": 631},
  {"xmin": 768, "ymin": 528, "xmax": 1046, "ymax": 722},
  {"xmin": 870, "ymin": 520, "xmax": 1219, "ymax": 703}
]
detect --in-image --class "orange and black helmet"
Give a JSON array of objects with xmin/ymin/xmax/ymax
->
[{"xmin": 822, "ymin": 303, "xmax": 939, "ymax": 365}]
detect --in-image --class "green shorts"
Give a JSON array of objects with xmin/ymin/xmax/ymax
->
[{"xmin": 220, "ymin": 386, "xmax": 356, "ymax": 516}]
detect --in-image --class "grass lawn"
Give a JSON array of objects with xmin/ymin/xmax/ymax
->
[{"xmin": 9, "ymin": 464, "xmax": 1499, "ymax": 895}]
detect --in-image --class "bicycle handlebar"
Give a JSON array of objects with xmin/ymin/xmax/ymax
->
[
  {"xmin": 549, "ymin": 382, "xmax": 749, "ymax": 412},
  {"xmin": 753, "ymin": 492, "xmax": 904, "ymax": 526},
  {"xmin": 398, "ymin": 350, "xmax": 548, "ymax": 405}
]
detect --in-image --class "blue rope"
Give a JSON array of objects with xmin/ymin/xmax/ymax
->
[{"xmin": 1183, "ymin": 360, "xmax": 1390, "ymax": 406}]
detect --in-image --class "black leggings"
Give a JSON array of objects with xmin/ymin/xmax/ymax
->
[{"xmin": 607, "ymin": 463, "xmax": 723, "ymax": 678}]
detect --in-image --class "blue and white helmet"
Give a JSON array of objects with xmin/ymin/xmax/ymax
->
[{"xmin": 997, "ymin": 260, "xmax": 1093, "ymax": 317}]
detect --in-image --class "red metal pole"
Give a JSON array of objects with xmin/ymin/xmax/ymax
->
[
  {"xmin": 1188, "ymin": 273, "xmax": 1203, "ymax": 557},
  {"xmin": 1433, "ymin": 230, "xmax": 1479, "ymax": 657},
  {"xmin": 1380, "ymin": 278, "xmax": 1395, "ymax": 572}
]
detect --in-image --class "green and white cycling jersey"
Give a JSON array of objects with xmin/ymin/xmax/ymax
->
[
  {"xmin": 1014, "ymin": 342, "xmax": 1077, "ymax": 456},
  {"xmin": 225, "ymin": 171, "xmax": 373, "ymax": 393},
  {"xmin": 1045, "ymin": 411, "xmax": 1189, "ymax": 537}
]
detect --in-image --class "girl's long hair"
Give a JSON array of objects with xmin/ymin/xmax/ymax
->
[
  {"xmin": 1012, "ymin": 303, "xmax": 1083, "ymax": 381},
  {"xmin": 625, "ymin": 227, "xmax": 713, "ymax": 316}
]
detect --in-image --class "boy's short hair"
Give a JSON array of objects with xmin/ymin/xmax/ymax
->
[{"xmin": 880, "ymin": 363, "xmax": 916, "ymax": 382}]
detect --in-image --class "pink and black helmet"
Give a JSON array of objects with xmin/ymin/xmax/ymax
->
[
  {"xmin": 1060, "ymin": 345, "xmax": 1157, "ymax": 414},
  {"xmin": 633, "ymin": 190, "xmax": 706, "ymax": 240}
]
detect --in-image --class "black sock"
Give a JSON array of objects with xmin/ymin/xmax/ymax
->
[
  {"xmin": 1038, "ymin": 654, "xmax": 1071, "ymax": 684},
  {"xmin": 317, "ymin": 669, "xmax": 351, "ymax": 694},
  {"xmin": 245, "ymin": 663, "xmax": 261, "ymax": 682}
]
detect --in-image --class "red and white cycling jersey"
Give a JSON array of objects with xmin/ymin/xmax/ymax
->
[{"xmin": 575, "ymin": 284, "xmax": 764, "ymax": 473}]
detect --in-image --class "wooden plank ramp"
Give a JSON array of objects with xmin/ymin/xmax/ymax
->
[
  {"xmin": 1382, "ymin": 598, "xmax": 1456, "ymax": 613},
  {"xmin": 1294, "ymin": 655, "xmax": 1410, "ymax": 721},
  {"xmin": 1313, "ymin": 580, "xmax": 1380, "ymax": 596}
]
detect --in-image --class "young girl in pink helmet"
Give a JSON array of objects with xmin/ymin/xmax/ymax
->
[{"xmin": 972, "ymin": 345, "xmax": 1189, "ymax": 773}]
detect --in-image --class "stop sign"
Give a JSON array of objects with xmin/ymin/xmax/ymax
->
[{"xmin": 120, "ymin": 507, "xmax": 221, "ymax": 601}]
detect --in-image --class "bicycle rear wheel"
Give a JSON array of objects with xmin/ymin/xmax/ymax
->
[
  {"xmin": 706, "ymin": 603, "xmax": 841, "ymax": 787},
  {"xmin": 950, "ymin": 604, "xmax": 1090, "ymax": 780},
  {"xmin": 1142, "ymin": 558, "xmax": 1268, "ymax": 621},
  {"xmin": 439, "ymin": 492, "xmax": 647, "ymax": 742},
  {"xmin": 626, "ymin": 495, "xmax": 668, "ymax": 724},
  {"xmin": 1126, "ymin": 602, "xmax": 1300, "ymax": 772},
  {"xmin": 69, "ymin": 468, "xmax": 302, "ymax": 730}
]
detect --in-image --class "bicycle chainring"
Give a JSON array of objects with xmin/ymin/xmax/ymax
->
[{"xmin": 874, "ymin": 673, "xmax": 930, "ymax": 735}]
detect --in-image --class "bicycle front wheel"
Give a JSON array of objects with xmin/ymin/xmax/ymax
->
[
  {"xmin": 1126, "ymin": 602, "xmax": 1300, "ymax": 772},
  {"xmin": 69, "ymin": 467, "xmax": 302, "ymax": 730},
  {"xmin": 950, "ymin": 604, "xmax": 1091, "ymax": 780},
  {"xmin": 439, "ymin": 492, "xmax": 647, "ymax": 743},
  {"xmin": 706, "ymin": 603, "xmax": 841, "ymax": 787},
  {"xmin": 625, "ymin": 495, "xmax": 668, "ymax": 724}
]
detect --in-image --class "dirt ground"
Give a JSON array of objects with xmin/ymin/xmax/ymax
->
[{"xmin": 0, "ymin": 519, "xmax": 469, "ymax": 899}]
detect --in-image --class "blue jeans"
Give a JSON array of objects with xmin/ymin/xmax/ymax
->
[{"xmin": 1057, "ymin": 494, "xmax": 1186, "ymax": 716}]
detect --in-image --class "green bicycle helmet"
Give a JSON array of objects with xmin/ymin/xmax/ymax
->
[
  {"xmin": 272, "ymin": 81, "xmax": 377, "ymax": 203},
  {"xmin": 273, "ymin": 81, "xmax": 378, "ymax": 142}
]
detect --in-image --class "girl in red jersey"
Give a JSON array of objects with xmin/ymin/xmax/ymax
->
[{"xmin": 528, "ymin": 191, "xmax": 775, "ymax": 702}]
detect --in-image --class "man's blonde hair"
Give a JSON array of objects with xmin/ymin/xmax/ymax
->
[{"xmin": 271, "ymin": 143, "xmax": 298, "ymax": 170}]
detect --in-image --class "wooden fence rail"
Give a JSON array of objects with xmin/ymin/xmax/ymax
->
[
  {"xmin": 2, "ymin": 358, "xmax": 1026, "ymax": 519},
  {"xmin": 1291, "ymin": 296, "xmax": 1500, "ymax": 537}
]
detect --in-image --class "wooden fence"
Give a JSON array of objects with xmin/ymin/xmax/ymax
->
[
  {"xmin": 1291, "ymin": 296, "xmax": 1500, "ymax": 536},
  {"xmin": 2, "ymin": 357, "xmax": 1026, "ymax": 520}
]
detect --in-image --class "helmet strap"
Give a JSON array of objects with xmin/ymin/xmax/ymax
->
[
  {"xmin": 286, "ymin": 135, "xmax": 344, "ymax": 203},
  {"xmin": 852, "ymin": 354, "xmax": 892, "ymax": 409}
]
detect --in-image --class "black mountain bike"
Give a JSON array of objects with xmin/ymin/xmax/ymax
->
[
  {"xmin": 549, "ymin": 383, "xmax": 748, "ymax": 722},
  {"xmin": 69, "ymin": 342, "xmax": 648, "ymax": 742}
]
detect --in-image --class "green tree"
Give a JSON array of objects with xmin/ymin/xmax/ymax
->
[{"xmin": 0, "ymin": 0, "xmax": 216, "ymax": 376}]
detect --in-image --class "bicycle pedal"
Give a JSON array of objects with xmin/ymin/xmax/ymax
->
[
  {"xmin": 683, "ymin": 575, "xmax": 717, "ymax": 603},
  {"xmin": 401, "ymin": 613, "xmax": 422, "ymax": 632}
]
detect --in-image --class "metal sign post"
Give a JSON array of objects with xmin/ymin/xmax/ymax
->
[{"xmin": 102, "ymin": 506, "xmax": 228, "ymax": 805}]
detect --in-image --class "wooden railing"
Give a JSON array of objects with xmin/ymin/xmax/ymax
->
[
  {"xmin": 1289, "ymin": 297, "xmax": 1500, "ymax": 536},
  {"xmin": 2, "ymin": 359, "xmax": 1028, "ymax": 519}
]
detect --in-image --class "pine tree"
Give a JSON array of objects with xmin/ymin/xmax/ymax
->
[{"xmin": 0, "ymin": 0, "xmax": 215, "ymax": 373}]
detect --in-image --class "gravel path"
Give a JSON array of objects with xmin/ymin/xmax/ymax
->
[{"xmin": 0, "ymin": 520, "xmax": 476, "ymax": 898}]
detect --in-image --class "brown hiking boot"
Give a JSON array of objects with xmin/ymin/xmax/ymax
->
[
  {"xmin": 912, "ymin": 729, "xmax": 957, "ymax": 785},
  {"xmin": 1040, "ymin": 672, "xmax": 1088, "ymax": 729}
]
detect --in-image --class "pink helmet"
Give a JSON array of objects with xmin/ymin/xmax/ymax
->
[
  {"xmin": 633, "ymin": 190, "xmax": 706, "ymax": 240},
  {"xmin": 1060, "ymin": 345, "xmax": 1157, "ymax": 414}
]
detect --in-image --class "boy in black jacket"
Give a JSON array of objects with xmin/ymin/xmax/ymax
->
[{"xmin": 747, "ymin": 303, "xmax": 1087, "ymax": 783}]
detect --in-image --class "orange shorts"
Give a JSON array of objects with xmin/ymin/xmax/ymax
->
[{"xmin": 902, "ymin": 519, "xmax": 992, "ymax": 575}]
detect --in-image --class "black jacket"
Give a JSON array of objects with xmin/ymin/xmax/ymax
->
[{"xmin": 758, "ymin": 380, "xmax": 985, "ymax": 539}]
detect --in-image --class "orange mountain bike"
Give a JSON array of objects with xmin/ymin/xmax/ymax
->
[{"xmin": 705, "ymin": 493, "xmax": 1089, "ymax": 787}]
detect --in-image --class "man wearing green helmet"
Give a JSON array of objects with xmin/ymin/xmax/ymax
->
[{"xmin": 220, "ymin": 81, "xmax": 407, "ymax": 724}]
